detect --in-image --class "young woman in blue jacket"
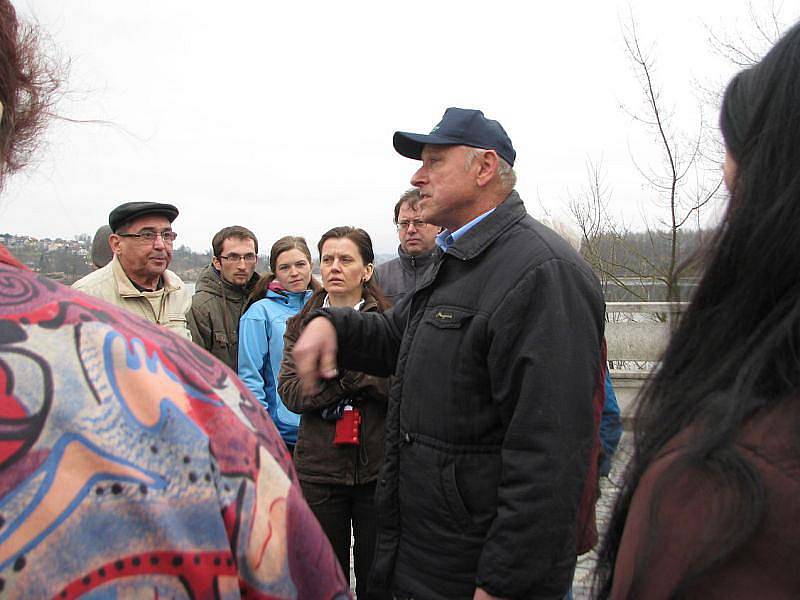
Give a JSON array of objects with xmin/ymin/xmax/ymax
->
[{"xmin": 238, "ymin": 236, "xmax": 319, "ymax": 451}]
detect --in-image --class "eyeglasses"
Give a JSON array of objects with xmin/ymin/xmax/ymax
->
[
  {"xmin": 118, "ymin": 231, "xmax": 178, "ymax": 243},
  {"xmin": 219, "ymin": 253, "xmax": 258, "ymax": 264},
  {"xmin": 396, "ymin": 220, "xmax": 429, "ymax": 231}
]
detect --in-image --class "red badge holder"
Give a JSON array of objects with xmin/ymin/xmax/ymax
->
[{"xmin": 334, "ymin": 405, "xmax": 361, "ymax": 445}]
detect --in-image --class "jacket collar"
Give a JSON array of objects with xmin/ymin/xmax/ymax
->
[
  {"xmin": 444, "ymin": 190, "xmax": 526, "ymax": 261},
  {"xmin": 308, "ymin": 289, "xmax": 381, "ymax": 313},
  {"xmin": 266, "ymin": 287, "xmax": 312, "ymax": 308},
  {"xmin": 360, "ymin": 294, "xmax": 380, "ymax": 313},
  {"xmin": 396, "ymin": 245, "xmax": 437, "ymax": 271},
  {"xmin": 112, "ymin": 255, "xmax": 182, "ymax": 297}
]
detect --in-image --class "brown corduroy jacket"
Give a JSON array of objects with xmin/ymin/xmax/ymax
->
[{"xmin": 279, "ymin": 291, "xmax": 389, "ymax": 486}]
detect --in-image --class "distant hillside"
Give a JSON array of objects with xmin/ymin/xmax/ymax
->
[
  {"xmin": 3, "ymin": 230, "xmax": 707, "ymax": 302},
  {"xmin": 1, "ymin": 232, "xmax": 216, "ymax": 285},
  {"xmin": 1, "ymin": 232, "xmax": 93, "ymax": 284}
]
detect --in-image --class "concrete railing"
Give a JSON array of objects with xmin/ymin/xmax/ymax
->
[{"xmin": 605, "ymin": 302, "xmax": 689, "ymax": 418}]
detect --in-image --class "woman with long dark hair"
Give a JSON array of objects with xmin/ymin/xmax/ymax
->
[
  {"xmin": 279, "ymin": 226, "xmax": 390, "ymax": 599},
  {"xmin": 595, "ymin": 23, "xmax": 800, "ymax": 599},
  {"xmin": 238, "ymin": 235, "xmax": 320, "ymax": 452}
]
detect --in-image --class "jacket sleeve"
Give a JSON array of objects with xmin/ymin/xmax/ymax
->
[
  {"xmin": 340, "ymin": 370, "xmax": 390, "ymax": 406},
  {"xmin": 600, "ymin": 371, "xmax": 623, "ymax": 465},
  {"xmin": 476, "ymin": 259, "xmax": 605, "ymax": 599},
  {"xmin": 321, "ymin": 298, "xmax": 409, "ymax": 377},
  {"xmin": 237, "ymin": 311, "xmax": 271, "ymax": 411},
  {"xmin": 172, "ymin": 287, "xmax": 194, "ymax": 340},
  {"xmin": 609, "ymin": 446, "xmax": 726, "ymax": 599},
  {"xmin": 187, "ymin": 298, "xmax": 213, "ymax": 351},
  {"xmin": 601, "ymin": 372, "xmax": 622, "ymax": 455},
  {"xmin": 199, "ymin": 380, "xmax": 350, "ymax": 597},
  {"xmin": 278, "ymin": 326, "xmax": 353, "ymax": 413}
]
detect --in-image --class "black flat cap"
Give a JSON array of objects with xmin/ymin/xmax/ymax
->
[
  {"xmin": 393, "ymin": 107, "xmax": 516, "ymax": 167},
  {"xmin": 109, "ymin": 202, "xmax": 179, "ymax": 232}
]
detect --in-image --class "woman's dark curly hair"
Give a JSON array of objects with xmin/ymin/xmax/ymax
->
[{"xmin": 0, "ymin": 0, "xmax": 61, "ymax": 187}]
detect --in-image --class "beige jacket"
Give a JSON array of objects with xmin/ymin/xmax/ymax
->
[{"xmin": 73, "ymin": 255, "xmax": 191, "ymax": 339}]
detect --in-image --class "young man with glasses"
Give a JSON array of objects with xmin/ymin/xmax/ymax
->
[
  {"xmin": 187, "ymin": 226, "xmax": 261, "ymax": 370},
  {"xmin": 73, "ymin": 202, "xmax": 192, "ymax": 338},
  {"xmin": 374, "ymin": 188, "xmax": 440, "ymax": 304}
]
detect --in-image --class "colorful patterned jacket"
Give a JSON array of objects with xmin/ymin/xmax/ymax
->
[{"xmin": 0, "ymin": 243, "xmax": 350, "ymax": 599}]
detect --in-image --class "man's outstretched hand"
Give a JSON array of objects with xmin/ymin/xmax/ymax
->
[{"xmin": 292, "ymin": 316, "xmax": 339, "ymax": 395}]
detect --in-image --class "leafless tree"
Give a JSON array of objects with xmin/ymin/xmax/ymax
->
[
  {"xmin": 707, "ymin": 1, "xmax": 787, "ymax": 67},
  {"xmin": 623, "ymin": 17, "xmax": 723, "ymax": 303},
  {"xmin": 570, "ymin": 159, "xmax": 648, "ymax": 302},
  {"xmin": 696, "ymin": 1, "xmax": 794, "ymax": 130},
  {"xmin": 571, "ymin": 15, "xmax": 722, "ymax": 309}
]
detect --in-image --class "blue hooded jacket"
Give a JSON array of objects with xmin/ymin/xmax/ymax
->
[{"xmin": 238, "ymin": 288, "xmax": 312, "ymax": 444}]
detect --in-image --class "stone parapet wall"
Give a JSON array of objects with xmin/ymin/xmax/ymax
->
[{"xmin": 606, "ymin": 302, "xmax": 688, "ymax": 421}]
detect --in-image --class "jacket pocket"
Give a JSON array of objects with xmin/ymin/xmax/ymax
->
[
  {"xmin": 410, "ymin": 306, "xmax": 480, "ymax": 399},
  {"xmin": 424, "ymin": 306, "xmax": 475, "ymax": 329},
  {"xmin": 397, "ymin": 440, "xmax": 485, "ymax": 582},
  {"xmin": 441, "ymin": 461, "xmax": 476, "ymax": 532},
  {"xmin": 167, "ymin": 312, "xmax": 188, "ymax": 327}
]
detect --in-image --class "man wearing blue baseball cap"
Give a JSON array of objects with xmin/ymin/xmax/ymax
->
[{"xmin": 287, "ymin": 108, "xmax": 606, "ymax": 599}]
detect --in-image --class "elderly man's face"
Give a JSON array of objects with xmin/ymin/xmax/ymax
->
[
  {"xmin": 111, "ymin": 215, "xmax": 174, "ymax": 287},
  {"xmin": 411, "ymin": 144, "xmax": 477, "ymax": 232}
]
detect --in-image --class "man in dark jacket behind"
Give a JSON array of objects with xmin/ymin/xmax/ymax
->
[
  {"xmin": 291, "ymin": 108, "xmax": 606, "ymax": 600},
  {"xmin": 188, "ymin": 226, "xmax": 261, "ymax": 370},
  {"xmin": 375, "ymin": 188, "xmax": 439, "ymax": 304}
]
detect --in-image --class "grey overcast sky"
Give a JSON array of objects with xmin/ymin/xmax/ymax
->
[{"xmin": 1, "ymin": 1, "xmax": 797, "ymax": 254}]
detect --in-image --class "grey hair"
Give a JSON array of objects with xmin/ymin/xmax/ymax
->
[{"xmin": 464, "ymin": 148, "xmax": 517, "ymax": 190}]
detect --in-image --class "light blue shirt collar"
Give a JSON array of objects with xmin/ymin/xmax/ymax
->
[{"xmin": 435, "ymin": 208, "xmax": 496, "ymax": 251}]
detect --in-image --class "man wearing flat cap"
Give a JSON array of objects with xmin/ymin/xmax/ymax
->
[
  {"xmin": 73, "ymin": 201, "xmax": 192, "ymax": 339},
  {"xmin": 287, "ymin": 108, "xmax": 606, "ymax": 599}
]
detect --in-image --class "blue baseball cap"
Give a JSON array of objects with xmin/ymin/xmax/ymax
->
[{"xmin": 393, "ymin": 107, "xmax": 516, "ymax": 167}]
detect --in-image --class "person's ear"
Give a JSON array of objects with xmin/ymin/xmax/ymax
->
[
  {"xmin": 212, "ymin": 256, "xmax": 222, "ymax": 271},
  {"xmin": 475, "ymin": 150, "xmax": 499, "ymax": 187},
  {"xmin": 109, "ymin": 233, "xmax": 122, "ymax": 255},
  {"xmin": 363, "ymin": 263, "xmax": 374, "ymax": 283},
  {"xmin": 723, "ymin": 149, "xmax": 737, "ymax": 192}
]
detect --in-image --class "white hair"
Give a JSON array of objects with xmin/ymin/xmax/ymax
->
[{"xmin": 464, "ymin": 147, "xmax": 517, "ymax": 190}]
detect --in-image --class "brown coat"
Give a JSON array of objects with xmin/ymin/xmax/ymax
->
[
  {"xmin": 278, "ymin": 292, "xmax": 389, "ymax": 486},
  {"xmin": 611, "ymin": 400, "xmax": 800, "ymax": 599}
]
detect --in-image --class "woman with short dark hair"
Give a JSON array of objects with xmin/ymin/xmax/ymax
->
[
  {"xmin": 595, "ymin": 22, "xmax": 800, "ymax": 600},
  {"xmin": 279, "ymin": 226, "xmax": 390, "ymax": 599}
]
